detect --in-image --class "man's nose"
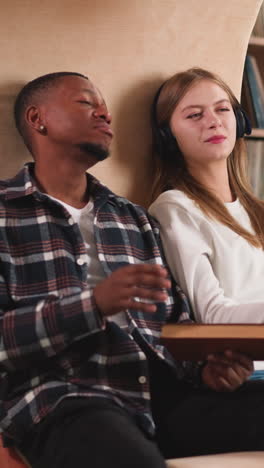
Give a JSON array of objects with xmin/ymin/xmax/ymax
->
[{"xmin": 93, "ymin": 105, "xmax": 112, "ymax": 124}]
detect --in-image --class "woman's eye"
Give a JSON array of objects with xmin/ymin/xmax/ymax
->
[
  {"xmin": 78, "ymin": 100, "xmax": 92, "ymax": 105},
  {"xmin": 218, "ymin": 108, "xmax": 230, "ymax": 112},
  {"xmin": 187, "ymin": 112, "xmax": 202, "ymax": 119}
]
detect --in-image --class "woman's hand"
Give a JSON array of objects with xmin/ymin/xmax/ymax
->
[{"xmin": 201, "ymin": 350, "xmax": 254, "ymax": 391}]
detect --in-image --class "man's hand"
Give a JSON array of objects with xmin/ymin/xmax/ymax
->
[
  {"xmin": 94, "ymin": 264, "xmax": 170, "ymax": 317},
  {"xmin": 201, "ymin": 350, "xmax": 254, "ymax": 392}
]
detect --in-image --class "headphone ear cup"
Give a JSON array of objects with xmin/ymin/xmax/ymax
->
[
  {"xmin": 152, "ymin": 125, "xmax": 167, "ymax": 158},
  {"xmin": 150, "ymin": 81, "xmax": 183, "ymax": 162},
  {"xmin": 163, "ymin": 127, "xmax": 179, "ymax": 153},
  {"xmin": 157, "ymin": 126, "xmax": 180, "ymax": 159},
  {"xmin": 234, "ymin": 107, "xmax": 252, "ymax": 139}
]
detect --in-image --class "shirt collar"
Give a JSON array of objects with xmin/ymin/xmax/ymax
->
[{"xmin": 0, "ymin": 162, "xmax": 118, "ymax": 205}]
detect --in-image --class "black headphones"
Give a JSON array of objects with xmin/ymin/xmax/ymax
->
[{"xmin": 151, "ymin": 82, "xmax": 252, "ymax": 161}]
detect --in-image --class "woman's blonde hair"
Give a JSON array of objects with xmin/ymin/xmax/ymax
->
[{"xmin": 151, "ymin": 67, "xmax": 264, "ymax": 249}]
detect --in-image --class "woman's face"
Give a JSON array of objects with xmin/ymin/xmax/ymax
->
[{"xmin": 169, "ymin": 79, "xmax": 237, "ymax": 169}]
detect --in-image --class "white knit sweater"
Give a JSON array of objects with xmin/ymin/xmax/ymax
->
[{"xmin": 149, "ymin": 190, "xmax": 264, "ymax": 324}]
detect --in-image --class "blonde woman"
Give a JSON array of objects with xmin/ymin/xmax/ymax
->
[{"xmin": 149, "ymin": 67, "xmax": 264, "ymax": 378}]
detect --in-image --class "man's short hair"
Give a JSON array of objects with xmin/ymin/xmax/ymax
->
[{"xmin": 14, "ymin": 71, "xmax": 88, "ymax": 152}]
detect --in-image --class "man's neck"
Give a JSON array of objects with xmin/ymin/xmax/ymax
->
[{"xmin": 34, "ymin": 160, "xmax": 90, "ymax": 209}]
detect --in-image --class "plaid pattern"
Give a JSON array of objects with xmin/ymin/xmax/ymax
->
[{"xmin": 0, "ymin": 163, "xmax": 197, "ymax": 445}]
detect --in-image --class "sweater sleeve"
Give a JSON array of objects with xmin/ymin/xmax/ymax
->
[{"xmin": 149, "ymin": 197, "xmax": 264, "ymax": 324}]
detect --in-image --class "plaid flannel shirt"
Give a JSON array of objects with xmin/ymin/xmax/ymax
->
[{"xmin": 0, "ymin": 163, "xmax": 198, "ymax": 445}]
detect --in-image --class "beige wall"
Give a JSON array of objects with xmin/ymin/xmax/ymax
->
[{"xmin": 0, "ymin": 0, "xmax": 262, "ymax": 204}]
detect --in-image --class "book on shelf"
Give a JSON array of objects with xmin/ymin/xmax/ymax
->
[
  {"xmin": 252, "ymin": 3, "xmax": 264, "ymax": 37},
  {"xmin": 161, "ymin": 323, "xmax": 264, "ymax": 361},
  {"xmin": 241, "ymin": 72, "xmax": 257, "ymax": 128},
  {"xmin": 250, "ymin": 55, "xmax": 264, "ymax": 104},
  {"xmin": 244, "ymin": 55, "xmax": 264, "ymax": 128},
  {"xmin": 246, "ymin": 139, "xmax": 264, "ymax": 199}
]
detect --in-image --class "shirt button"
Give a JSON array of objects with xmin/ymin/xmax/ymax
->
[
  {"xmin": 138, "ymin": 376, "xmax": 147, "ymax": 384},
  {"xmin": 68, "ymin": 218, "xmax": 74, "ymax": 225},
  {"xmin": 77, "ymin": 258, "xmax": 85, "ymax": 266}
]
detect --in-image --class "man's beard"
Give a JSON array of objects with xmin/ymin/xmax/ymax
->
[{"xmin": 77, "ymin": 142, "xmax": 110, "ymax": 162}]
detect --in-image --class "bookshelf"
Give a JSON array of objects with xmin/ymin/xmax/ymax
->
[
  {"xmin": 243, "ymin": 36, "xmax": 264, "ymax": 139},
  {"xmin": 241, "ymin": 5, "xmax": 264, "ymax": 199},
  {"xmin": 249, "ymin": 128, "xmax": 264, "ymax": 138},
  {"xmin": 246, "ymin": 128, "xmax": 264, "ymax": 139},
  {"xmin": 242, "ymin": 2, "xmax": 264, "ymax": 136}
]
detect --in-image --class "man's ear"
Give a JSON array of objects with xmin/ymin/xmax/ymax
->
[{"xmin": 25, "ymin": 105, "xmax": 44, "ymax": 132}]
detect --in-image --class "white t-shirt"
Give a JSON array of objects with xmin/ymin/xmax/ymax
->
[
  {"xmin": 149, "ymin": 190, "xmax": 264, "ymax": 324},
  {"xmin": 48, "ymin": 195, "xmax": 127, "ymax": 328}
]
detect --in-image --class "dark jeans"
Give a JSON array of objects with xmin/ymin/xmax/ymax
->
[
  {"xmin": 18, "ymin": 362, "xmax": 264, "ymax": 468},
  {"xmin": 19, "ymin": 397, "xmax": 167, "ymax": 468},
  {"xmin": 155, "ymin": 380, "xmax": 264, "ymax": 459},
  {"xmin": 150, "ymin": 357, "xmax": 264, "ymax": 458}
]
